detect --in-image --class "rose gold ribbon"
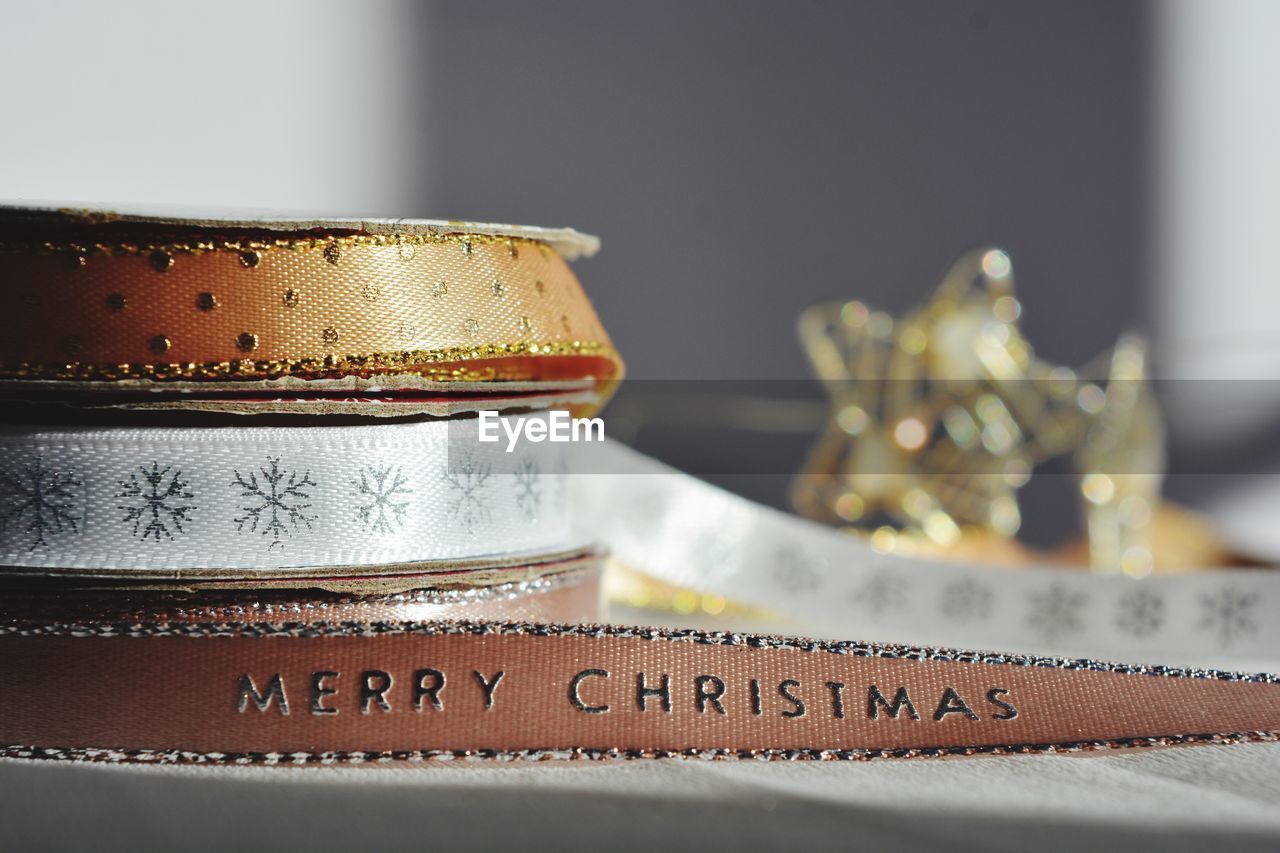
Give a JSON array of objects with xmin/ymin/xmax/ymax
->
[{"xmin": 0, "ymin": 615, "xmax": 1275, "ymax": 762}]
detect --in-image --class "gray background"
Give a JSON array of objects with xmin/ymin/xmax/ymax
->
[
  {"xmin": 421, "ymin": 0, "xmax": 1151, "ymax": 536},
  {"xmin": 421, "ymin": 0, "xmax": 1149, "ymax": 381}
]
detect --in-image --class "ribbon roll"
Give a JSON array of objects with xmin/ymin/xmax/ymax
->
[
  {"xmin": 0, "ymin": 550, "xmax": 603, "ymax": 627},
  {"xmin": 0, "ymin": 620, "xmax": 1274, "ymax": 763},
  {"xmin": 0, "ymin": 205, "xmax": 622, "ymax": 391},
  {"xmin": 0, "ymin": 414, "xmax": 575, "ymax": 576}
]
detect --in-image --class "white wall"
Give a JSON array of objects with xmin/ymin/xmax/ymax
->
[
  {"xmin": 0, "ymin": 0, "xmax": 422, "ymax": 214},
  {"xmin": 1156, "ymin": 0, "xmax": 1280, "ymax": 433}
]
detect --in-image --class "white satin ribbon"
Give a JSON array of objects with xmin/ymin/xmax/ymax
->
[
  {"xmin": 572, "ymin": 441, "xmax": 1280, "ymax": 671},
  {"xmin": 0, "ymin": 415, "xmax": 571, "ymax": 574}
]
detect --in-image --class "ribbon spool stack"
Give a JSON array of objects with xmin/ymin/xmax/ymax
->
[
  {"xmin": 0, "ymin": 205, "xmax": 1278, "ymax": 764},
  {"xmin": 0, "ymin": 205, "xmax": 622, "ymax": 759}
]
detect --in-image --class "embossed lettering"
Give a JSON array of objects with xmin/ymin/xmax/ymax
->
[
  {"xmin": 868, "ymin": 685, "xmax": 918, "ymax": 720},
  {"xmin": 238, "ymin": 674, "xmax": 288, "ymax": 715},
  {"xmin": 695, "ymin": 675, "xmax": 726, "ymax": 714},
  {"xmin": 934, "ymin": 687, "xmax": 980, "ymax": 721},
  {"xmin": 413, "ymin": 668, "xmax": 445, "ymax": 711},
  {"xmin": 749, "ymin": 678, "xmax": 762, "ymax": 716},
  {"xmin": 826, "ymin": 681, "xmax": 846, "ymax": 719},
  {"xmin": 361, "ymin": 670, "xmax": 393, "ymax": 713},
  {"xmin": 570, "ymin": 668, "xmax": 610, "ymax": 713},
  {"xmin": 311, "ymin": 671, "xmax": 339, "ymax": 716},
  {"xmin": 987, "ymin": 687, "xmax": 1018, "ymax": 720},
  {"xmin": 779, "ymin": 679, "xmax": 806, "ymax": 718},
  {"xmin": 637, "ymin": 672, "xmax": 672, "ymax": 712},
  {"xmin": 473, "ymin": 671, "xmax": 505, "ymax": 710}
]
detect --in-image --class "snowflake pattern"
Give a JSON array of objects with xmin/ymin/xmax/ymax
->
[
  {"xmin": 1197, "ymin": 587, "xmax": 1259, "ymax": 648},
  {"xmin": 1115, "ymin": 587, "xmax": 1164, "ymax": 638},
  {"xmin": 0, "ymin": 456, "xmax": 84, "ymax": 551},
  {"xmin": 513, "ymin": 455, "xmax": 542, "ymax": 522},
  {"xmin": 1026, "ymin": 585, "xmax": 1088, "ymax": 641},
  {"xmin": 116, "ymin": 462, "xmax": 196, "ymax": 542},
  {"xmin": 772, "ymin": 548, "xmax": 824, "ymax": 593},
  {"xmin": 351, "ymin": 465, "xmax": 411, "ymax": 534},
  {"xmin": 850, "ymin": 571, "xmax": 909, "ymax": 614},
  {"xmin": 443, "ymin": 453, "xmax": 491, "ymax": 531},
  {"xmin": 231, "ymin": 458, "xmax": 317, "ymax": 549},
  {"xmin": 938, "ymin": 579, "xmax": 993, "ymax": 622}
]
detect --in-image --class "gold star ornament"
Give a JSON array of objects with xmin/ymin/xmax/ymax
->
[{"xmin": 791, "ymin": 247, "xmax": 1197, "ymax": 575}]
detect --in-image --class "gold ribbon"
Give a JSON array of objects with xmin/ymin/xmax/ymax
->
[{"xmin": 0, "ymin": 207, "xmax": 622, "ymax": 392}]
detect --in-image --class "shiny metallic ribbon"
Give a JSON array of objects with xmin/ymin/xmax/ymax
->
[
  {"xmin": 0, "ymin": 619, "xmax": 1275, "ymax": 763},
  {"xmin": 0, "ymin": 206, "xmax": 622, "ymax": 390},
  {"xmin": 0, "ymin": 415, "xmax": 574, "ymax": 575}
]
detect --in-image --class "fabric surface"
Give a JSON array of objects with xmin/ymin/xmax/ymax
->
[{"xmin": 2, "ymin": 742, "xmax": 1278, "ymax": 851}]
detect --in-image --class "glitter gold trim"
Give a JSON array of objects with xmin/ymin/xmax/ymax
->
[
  {"xmin": 0, "ymin": 341, "xmax": 618, "ymax": 382},
  {"xmin": 0, "ymin": 230, "xmax": 553, "ymax": 259}
]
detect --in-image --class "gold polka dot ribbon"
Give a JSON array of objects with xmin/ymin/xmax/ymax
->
[{"xmin": 0, "ymin": 207, "xmax": 622, "ymax": 392}]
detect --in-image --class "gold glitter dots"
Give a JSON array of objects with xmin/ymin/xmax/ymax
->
[
  {"xmin": 283, "ymin": 289, "xmax": 300, "ymax": 308},
  {"xmin": 236, "ymin": 332, "xmax": 259, "ymax": 352},
  {"xmin": 464, "ymin": 318, "xmax": 479, "ymax": 336},
  {"xmin": 323, "ymin": 243, "xmax": 341, "ymax": 265},
  {"xmin": 150, "ymin": 252, "xmax": 174, "ymax": 272},
  {"xmin": 106, "ymin": 294, "xmax": 127, "ymax": 312},
  {"xmin": 431, "ymin": 281, "xmax": 448, "ymax": 298},
  {"xmin": 149, "ymin": 335, "xmax": 172, "ymax": 354},
  {"xmin": 519, "ymin": 316, "xmax": 532, "ymax": 335},
  {"xmin": 398, "ymin": 243, "xmax": 416, "ymax": 261},
  {"xmin": 461, "ymin": 239, "xmax": 474, "ymax": 258},
  {"xmin": 239, "ymin": 250, "xmax": 261, "ymax": 268},
  {"xmin": 322, "ymin": 327, "xmax": 339, "ymax": 344},
  {"xmin": 491, "ymin": 279, "xmax": 505, "ymax": 297},
  {"xmin": 65, "ymin": 252, "xmax": 87, "ymax": 269},
  {"xmin": 196, "ymin": 292, "xmax": 219, "ymax": 312},
  {"xmin": 360, "ymin": 280, "xmax": 382, "ymax": 302}
]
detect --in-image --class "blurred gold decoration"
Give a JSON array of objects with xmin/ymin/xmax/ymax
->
[
  {"xmin": 1075, "ymin": 335, "xmax": 1165, "ymax": 576},
  {"xmin": 793, "ymin": 247, "xmax": 1179, "ymax": 573}
]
